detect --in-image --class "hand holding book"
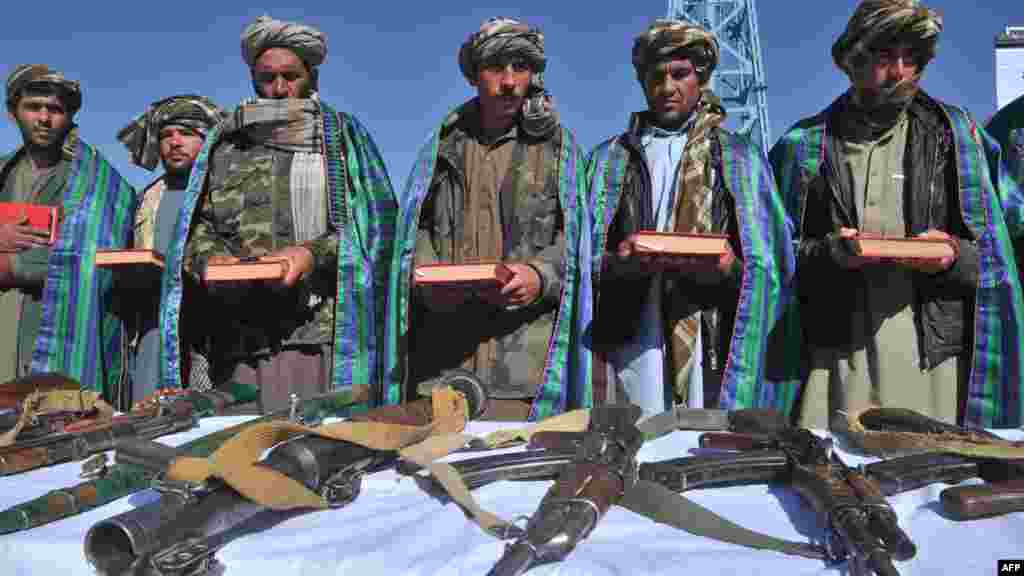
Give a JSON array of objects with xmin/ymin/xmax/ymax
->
[
  {"xmin": 0, "ymin": 214, "xmax": 51, "ymax": 252},
  {"xmin": 833, "ymin": 227, "xmax": 958, "ymax": 274}
]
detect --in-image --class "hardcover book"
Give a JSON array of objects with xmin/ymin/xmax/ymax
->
[
  {"xmin": 413, "ymin": 262, "xmax": 515, "ymax": 289},
  {"xmin": 0, "ymin": 202, "xmax": 61, "ymax": 245},
  {"xmin": 627, "ymin": 231, "xmax": 730, "ymax": 259},
  {"xmin": 203, "ymin": 257, "xmax": 288, "ymax": 282},
  {"xmin": 95, "ymin": 249, "xmax": 166, "ymax": 291},
  {"xmin": 851, "ymin": 235, "xmax": 956, "ymax": 261}
]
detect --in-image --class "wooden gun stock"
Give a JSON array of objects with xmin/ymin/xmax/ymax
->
[
  {"xmin": 699, "ymin": 431, "xmax": 775, "ymax": 451},
  {"xmin": 941, "ymin": 479, "xmax": 1024, "ymax": 520}
]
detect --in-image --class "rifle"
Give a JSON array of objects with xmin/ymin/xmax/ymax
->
[
  {"xmin": 83, "ymin": 374, "xmax": 488, "ymax": 576},
  {"xmin": 700, "ymin": 429, "xmax": 913, "ymax": 576},
  {"xmin": 0, "ymin": 394, "xmax": 196, "ymax": 476},
  {"xmin": 485, "ymin": 404, "xmax": 645, "ymax": 576},
  {"xmin": 0, "ymin": 385, "xmax": 368, "ymax": 535}
]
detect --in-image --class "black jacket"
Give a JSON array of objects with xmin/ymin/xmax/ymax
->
[
  {"xmin": 591, "ymin": 115, "xmax": 743, "ymax": 381},
  {"xmin": 788, "ymin": 92, "xmax": 979, "ymax": 369}
]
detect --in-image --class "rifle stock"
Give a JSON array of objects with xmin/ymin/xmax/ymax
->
[{"xmin": 940, "ymin": 478, "xmax": 1024, "ymax": 520}]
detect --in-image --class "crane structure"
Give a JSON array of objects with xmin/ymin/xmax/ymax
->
[{"xmin": 667, "ymin": 0, "xmax": 771, "ymax": 155}]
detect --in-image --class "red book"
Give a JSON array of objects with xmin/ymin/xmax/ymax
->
[
  {"xmin": 0, "ymin": 202, "xmax": 61, "ymax": 245},
  {"xmin": 851, "ymin": 235, "xmax": 956, "ymax": 261},
  {"xmin": 413, "ymin": 262, "xmax": 515, "ymax": 289},
  {"xmin": 203, "ymin": 256, "xmax": 288, "ymax": 283},
  {"xmin": 628, "ymin": 231, "xmax": 730, "ymax": 260}
]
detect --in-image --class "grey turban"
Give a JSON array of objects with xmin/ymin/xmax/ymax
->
[{"xmin": 241, "ymin": 15, "xmax": 328, "ymax": 68}]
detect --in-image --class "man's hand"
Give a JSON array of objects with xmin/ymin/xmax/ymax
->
[
  {"xmin": 0, "ymin": 215, "xmax": 49, "ymax": 253},
  {"xmin": 895, "ymin": 229, "xmax": 958, "ymax": 274},
  {"xmin": 497, "ymin": 263, "xmax": 542, "ymax": 307},
  {"xmin": 831, "ymin": 227, "xmax": 871, "ymax": 270},
  {"xmin": 268, "ymin": 245, "xmax": 315, "ymax": 287}
]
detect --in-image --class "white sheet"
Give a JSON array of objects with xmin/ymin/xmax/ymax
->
[{"xmin": 1, "ymin": 416, "xmax": 1020, "ymax": 575}]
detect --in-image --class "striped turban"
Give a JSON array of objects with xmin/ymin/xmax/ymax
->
[
  {"xmin": 5, "ymin": 64, "xmax": 82, "ymax": 114},
  {"xmin": 241, "ymin": 15, "xmax": 328, "ymax": 69},
  {"xmin": 117, "ymin": 95, "xmax": 225, "ymax": 171},
  {"xmin": 632, "ymin": 20, "xmax": 719, "ymax": 86},
  {"xmin": 832, "ymin": 0, "xmax": 942, "ymax": 75},
  {"xmin": 458, "ymin": 17, "xmax": 558, "ymax": 138}
]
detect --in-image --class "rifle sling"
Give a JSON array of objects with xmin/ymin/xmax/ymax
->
[
  {"xmin": 424, "ymin": 411, "xmax": 830, "ymax": 558},
  {"xmin": 620, "ymin": 479, "xmax": 827, "ymax": 559}
]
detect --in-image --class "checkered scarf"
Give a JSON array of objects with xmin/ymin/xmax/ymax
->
[
  {"xmin": 117, "ymin": 95, "xmax": 224, "ymax": 171},
  {"xmin": 666, "ymin": 90, "xmax": 727, "ymax": 398}
]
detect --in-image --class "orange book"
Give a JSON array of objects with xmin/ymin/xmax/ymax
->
[
  {"xmin": 95, "ymin": 249, "xmax": 165, "ymax": 291},
  {"xmin": 413, "ymin": 262, "xmax": 515, "ymax": 289},
  {"xmin": 851, "ymin": 235, "xmax": 956, "ymax": 261},
  {"xmin": 0, "ymin": 202, "xmax": 61, "ymax": 245},
  {"xmin": 628, "ymin": 231, "xmax": 730, "ymax": 259},
  {"xmin": 203, "ymin": 256, "xmax": 288, "ymax": 283}
]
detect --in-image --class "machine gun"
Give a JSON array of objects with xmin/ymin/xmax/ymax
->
[{"xmin": 83, "ymin": 374, "xmax": 488, "ymax": 576}]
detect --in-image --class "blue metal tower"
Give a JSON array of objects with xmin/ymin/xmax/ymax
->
[{"xmin": 667, "ymin": 0, "xmax": 771, "ymax": 156}]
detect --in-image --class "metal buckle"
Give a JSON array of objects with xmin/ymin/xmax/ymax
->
[
  {"xmin": 288, "ymin": 393, "xmax": 302, "ymax": 424},
  {"xmin": 150, "ymin": 538, "xmax": 217, "ymax": 576},
  {"xmin": 79, "ymin": 453, "xmax": 108, "ymax": 479},
  {"xmin": 70, "ymin": 435, "xmax": 91, "ymax": 461},
  {"xmin": 151, "ymin": 477, "xmax": 211, "ymax": 507},
  {"xmin": 319, "ymin": 465, "xmax": 364, "ymax": 508}
]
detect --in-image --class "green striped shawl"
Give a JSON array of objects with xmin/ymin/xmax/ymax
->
[
  {"xmin": 772, "ymin": 100, "xmax": 1024, "ymax": 427},
  {"xmin": 388, "ymin": 106, "xmax": 585, "ymax": 419},
  {"xmin": 0, "ymin": 138, "xmax": 136, "ymax": 397},
  {"xmin": 576, "ymin": 126, "xmax": 797, "ymax": 417},
  {"xmin": 158, "ymin": 101, "xmax": 398, "ymax": 405}
]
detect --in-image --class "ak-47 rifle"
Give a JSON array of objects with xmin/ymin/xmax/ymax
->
[
  {"xmin": 0, "ymin": 385, "xmax": 364, "ymax": 535},
  {"xmin": 485, "ymin": 404, "xmax": 645, "ymax": 576},
  {"xmin": 701, "ymin": 429, "xmax": 914, "ymax": 576},
  {"xmin": 83, "ymin": 373, "xmax": 489, "ymax": 576}
]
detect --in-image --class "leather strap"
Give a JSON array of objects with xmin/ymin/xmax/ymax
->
[
  {"xmin": 0, "ymin": 389, "xmax": 113, "ymax": 447},
  {"xmin": 619, "ymin": 479, "xmax": 827, "ymax": 559},
  {"xmin": 164, "ymin": 387, "xmax": 469, "ymax": 510}
]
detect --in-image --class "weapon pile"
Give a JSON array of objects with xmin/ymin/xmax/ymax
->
[{"xmin": 1, "ymin": 373, "xmax": 1020, "ymax": 576}]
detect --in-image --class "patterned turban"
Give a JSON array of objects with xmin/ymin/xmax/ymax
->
[
  {"xmin": 632, "ymin": 20, "xmax": 719, "ymax": 85},
  {"xmin": 241, "ymin": 15, "xmax": 328, "ymax": 68},
  {"xmin": 116, "ymin": 95, "xmax": 225, "ymax": 171},
  {"xmin": 832, "ymin": 0, "xmax": 942, "ymax": 75},
  {"xmin": 5, "ymin": 64, "xmax": 82, "ymax": 114},
  {"xmin": 458, "ymin": 17, "xmax": 557, "ymax": 138}
]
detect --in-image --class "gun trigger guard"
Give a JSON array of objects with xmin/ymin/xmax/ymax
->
[
  {"xmin": 320, "ymin": 464, "xmax": 366, "ymax": 508},
  {"xmin": 494, "ymin": 520, "xmax": 528, "ymax": 541},
  {"xmin": 79, "ymin": 453, "xmax": 109, "ymax": 479},
  {"xmin": 150, "ymin": 537, "xmax": 218, "ymax": 576}
]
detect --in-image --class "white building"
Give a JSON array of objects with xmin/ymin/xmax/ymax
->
[{"xmin": 996, "ymin": 26, "xmax": 1024, "ymax": 110}]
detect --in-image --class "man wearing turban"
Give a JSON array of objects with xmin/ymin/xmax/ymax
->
[
  {"xmin": 115, "ymin": 95, "xmax": 225, "ymax": 406},
  {"xmin": 0, "ymin": 65, "xmax": 135, "ymax": 398},
  {"xmin": 164, "ymin": 16, "xmax": 397, "ymax": 413},
  {"xmin": 390, "ymin": 17, "xmax": 584, "ymax": 420},
  {"xmin": 771, "ymin": 0, "xmax": 1024, "ymax": 428},
  {"xmin": 574, "ymin": 20, "xmax": 795, "ymax": 419}
]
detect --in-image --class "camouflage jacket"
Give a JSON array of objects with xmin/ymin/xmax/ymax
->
[
  {"xmin": 184, "ymin": 136, "xmax": 338, "ymax": 361},
  {"xmin": 410, "ymin": 103, "xmax": 572, "ymax": 399}
]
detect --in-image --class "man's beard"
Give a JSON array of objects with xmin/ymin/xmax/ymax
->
[{"xmin": 853, "ymin": 76, "xmax": 919, "ymax": 111}]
